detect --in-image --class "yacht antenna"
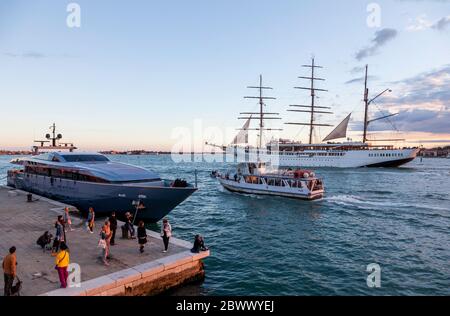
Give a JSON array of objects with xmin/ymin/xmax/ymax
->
[
  {"xmin": 285, "ymin": 58, "xmax": 332, "ymax": 144},
  {"xmin": 240, "ymin": 75, "xmax": 282, "ymax": 149}
]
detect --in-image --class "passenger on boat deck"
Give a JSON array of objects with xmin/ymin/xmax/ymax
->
[{"xmin": 234, "ymin": 174, "xmax": 238, "ymax": 181}]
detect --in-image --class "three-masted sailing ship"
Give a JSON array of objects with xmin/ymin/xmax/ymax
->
[{"xmin": 207, "ymin": 60, "xmax": 419, "ymax": 168}]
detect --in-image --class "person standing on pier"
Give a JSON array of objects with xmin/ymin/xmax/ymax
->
[
  {"xmin": 55, "ymin": 243, "xmax": 70, "ymax": 289},
  {"xmin": 2, "ymin": 247, "xmax": 17, "ymax": 296},
  {"xmin": 103, "ymin": 220, "xmax": 112, "ymax": 260},
  {"xmin": 99, "ymin": 223, "xmax": 110, "ymax": 266},
  {"xmin": 63, "ymin": 207, "xmax": 74, "ymax": 232},
  {"xmin": 86, "ymin": 207, "xmax": 95, "ymax": 234},
  {"xmin": 137, "ymin": 221, "xmax": 147, "ymax": 253},
  {"xmin": 52, "ymin": 215, "xmax": 65, "ymax": 254},
  {"xmin": 109, "ymin": 212, "xmax": 118, "ymax": 246},
  {"xmin": 161, "ymin": 218, "xmax": 172, "ymax": 253}
]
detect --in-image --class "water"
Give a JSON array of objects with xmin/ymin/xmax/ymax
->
[{"xmin": 1, "ymin": 155, "xmax": 449, "ymax": 295}]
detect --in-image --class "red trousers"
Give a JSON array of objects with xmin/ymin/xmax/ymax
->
[{"xmin": 57, "ymin": 266, "xmax": 68, "ymax": 288}]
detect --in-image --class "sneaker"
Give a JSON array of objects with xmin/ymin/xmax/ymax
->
[
  {"xmin": 163, "ymin": 250, "xmax": 167, "ymax": 253},
  {"xmin": 90, "ymin": 231, "xmax": 94, "ymax": 234}
]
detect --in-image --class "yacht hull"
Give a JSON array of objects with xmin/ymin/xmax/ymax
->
[
  {"xmin": 219, "ymin": 178, "xmax": 323, "ymax": 200},
  {"xmin": 8, "ymin": 173, "xmax": 196, "ymax": 223},
  {"xmin": 227, "ymin": 147, "xmax": 419, "ymax": 168}
]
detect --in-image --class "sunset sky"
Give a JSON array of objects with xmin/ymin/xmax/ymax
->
[{"xmin": 0, "ymin": 0, "xmax": 449, "ymax": 151}]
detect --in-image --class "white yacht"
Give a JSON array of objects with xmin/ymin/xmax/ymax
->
[
  {"xmin": 207, "ymin": 61, "xmax": 419, "ymax": 168},
  {"xmin": 218, "ymin": 162, "xmax": 324, "ymax": 200}
]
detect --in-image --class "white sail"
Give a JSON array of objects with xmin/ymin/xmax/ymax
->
[
  {"xmin": 323, "ymin": 113, "xmax": 351, "ymax": 142},
  {"xmin": 232, "ymin": 116, "xmax": 252, "ymax": 145}
]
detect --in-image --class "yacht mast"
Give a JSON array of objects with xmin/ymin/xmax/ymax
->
[
  {"xmin": 240, "ymin": 75, "xmax": 282, "ymax": 149},
  {"xmin": 285, "ymin": 58, "xmax": 332, "ymax": 144},
  {"xmin": 363, "ymin": 65, "xmax": 370, "ymax": 143}
]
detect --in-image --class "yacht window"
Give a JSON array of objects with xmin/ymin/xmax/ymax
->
[{"xmin": 61, "ymin": 155, "xmax": 110, "ymax": 162}]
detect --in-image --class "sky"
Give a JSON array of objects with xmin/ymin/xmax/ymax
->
[{"xmin": 0, "ymin": 0, "xmax": 449, "ymax": 151}]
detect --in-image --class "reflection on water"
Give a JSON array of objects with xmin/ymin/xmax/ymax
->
[{"xmin": 1, "ymin": 155, "xmax": 449, "ymax": 295}]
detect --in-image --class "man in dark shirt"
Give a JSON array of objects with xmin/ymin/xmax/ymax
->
[{"xmin": 109, "ymin": 212, "xmax": 118, "ymax": 245}]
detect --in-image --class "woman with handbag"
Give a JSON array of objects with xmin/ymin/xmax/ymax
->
[
  {"xmin": 98, "ymin": 225, "xmax": 109, "ymax": 266},
  {"xmin": 161, "ymin": 218, "xmax": 172, "ymax": 253},
  {"xmin": 137, "ymin": 221, "xmax": 147, "ymax": 253},
  {"xmin": 55, "ymin": 242, "xmax": 70, "ymax": 288},
  {"xmin": 86, "ymin": 207, "xmax": 95, "ymax": 233},
  {"xmin": 63, "ymin": 207, "xmax": 74, "ymax": 232}
]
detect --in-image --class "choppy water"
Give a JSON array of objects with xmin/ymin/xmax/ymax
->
[{"xmin": 1, "ymin": 155, "xmax": 449, "ymax": 295}]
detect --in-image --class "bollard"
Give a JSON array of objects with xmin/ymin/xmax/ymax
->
[{"xmin": 27, "ymin": 193, "xmax": 33, "ymax": 202}]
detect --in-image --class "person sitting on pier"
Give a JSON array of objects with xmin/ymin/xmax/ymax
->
[
  {"xmin": 191, "ymin": 235, "xmax": 208, "ymax": 253},
  {"xmin": 37, "ymin": 231, "xmax": 53, "ymax": 252}
]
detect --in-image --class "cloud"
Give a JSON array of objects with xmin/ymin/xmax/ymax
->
[
  {"xmin": 355, "ymin": 28, "xmax": 398, "ymax": 61},
  {"xmin": 366, "ymin": 109, "xmax": 450, "ymax": 133},
  {"xmin": 432, "ymin": 15, "xmax": 450, "ymax": 30},
  {"xmin": 353, "ymin": 64, "xmax": 450, "ymax": 134},
  {"xmin": 407, "ymin": 15, "xmax": 450, "ymax": 31},
  {"xmin": 3, "ymin": 51, "xmax": 46, "ymax": 59},
  {"xmin": 381, "ymin": 64, "xmax": 450, "ymax": 111},
  {"xmin": 350, "ymin": 66, "xmax": 366, "ymax": 74},
  {"xmin": 345, "ymin": 75, "xmax": 378, "ymax": 85},
  {"xmin": 406, "ymin": 15, "xmax": 433, "ymax": 31}
]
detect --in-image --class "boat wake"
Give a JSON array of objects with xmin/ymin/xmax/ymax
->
[{"xmin": 325, "ymin": 194, "xmax": 449, "ymax": 213}]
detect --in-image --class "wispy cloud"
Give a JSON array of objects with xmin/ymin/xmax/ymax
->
[
  {"xmin": 3, "ymin": 51, "xmax": 47, "ymax": 59},
  {"xmin": 355, "ymin": 28, "xmax": 398, "ymax": 61},
  {"xmin": 432, "ymin": 15, "xmax": 450, "ymax": 30},
  {"xmin": 406, "ymin": 14, "xmax": 450, "ymax": 31},
  {"xmin": 357, "ymin": 64, "xmax": 450, "ymax": 134},
  {"xmin": 345, "ymin": 75, "xmax": 378, "ymax": 85}
]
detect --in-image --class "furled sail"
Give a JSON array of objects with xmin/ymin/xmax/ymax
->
[
  {"xmin": 322, "ymin": 113, "xmax": 351, "ymax": 142},
  {"xmin": 232, "ymin": 115, "xmax": 252, "ymax": 145}
]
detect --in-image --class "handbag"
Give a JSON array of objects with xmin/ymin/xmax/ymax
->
[{"xmin": 98, "ymin": 239, "xmax": 106, "ymax": 249}]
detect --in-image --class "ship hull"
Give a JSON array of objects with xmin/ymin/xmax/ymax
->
[
  {"xmin": 227, "ymin": 147, "xmax": 419, "ymax": 168},
  {"xmin": 219, "ymin": 178, "xmax": 323, "ymax": 200},
  {"xmin": 8, "ymin": 173, "xmax": 196, "ymax": 223}
]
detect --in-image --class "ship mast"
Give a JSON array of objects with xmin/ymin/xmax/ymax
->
[
  {"xmin": 362, "ymin": 65, "xmax": 400, "ymax": 143},
  {"xmin": 239, "ymin": 75, "xmax": 282, "ymax": 149},
  {"xmin": 285, "ymin": 58, "xmax": 332, "ymax": 144},
  {"xmin": 363, "ymin": 65, "xmax": 370, "ymax": 143}
]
